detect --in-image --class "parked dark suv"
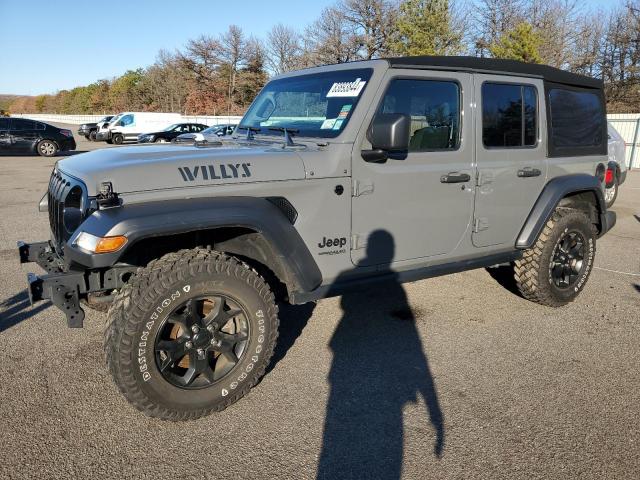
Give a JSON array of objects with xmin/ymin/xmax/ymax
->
[{"xmin": 0, "ymin": 118, "xmax": 76, "ymax": 156}]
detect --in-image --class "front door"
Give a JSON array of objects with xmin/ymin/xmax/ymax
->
[
  {"xmin": 351, "ymin": 70, "xmax": 475, "ymax": 267},
  {"xmin": 472, "ymin": 75, "xmax": 547, "ymax": 247},
  {"xmin": 9, "ymin": 118, "xmax": 39, "ymax": 153},
  {"xmin": 0, "ymin": 117, "xmax": 11, "ymax": 152}
]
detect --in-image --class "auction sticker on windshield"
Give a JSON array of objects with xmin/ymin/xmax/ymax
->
[{"xmin": 326, "ymin": 78, "xmax": 366, "ymax": 97}]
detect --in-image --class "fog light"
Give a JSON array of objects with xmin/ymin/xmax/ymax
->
[{"xmin": 74, "ymin": 232, "xmax": 127, "ymax": 253}]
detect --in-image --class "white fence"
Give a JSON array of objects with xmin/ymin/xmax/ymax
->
[
  {"xmin": 11, "ymin": 113, "xmax": 243, "ymax": 126},
  {"xmin": 608, "ymin": 114, "xmax": 640, "ymax": 169},
  {"xmin": 9, "ymin": 113, "xmax": 640, "ymax": 168}
]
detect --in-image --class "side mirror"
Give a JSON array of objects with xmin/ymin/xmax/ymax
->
[{"xmin": 362, "ymin": 113, "xmax": 411, "ymax": 163}]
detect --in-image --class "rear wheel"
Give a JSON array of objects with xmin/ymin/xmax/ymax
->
[
  {"xmin": 37, "ymin": 140, "xmax": 58, "ymax": 157},
  {"xmin": 112, "ymin": 133, "xmax": 124, "ymax": 145},
  {"xmin": 513, "ymin": 208, "xmax": 596, "ymax": 307},
  {"xmin": 104, "ymin": 248, "xmax": 279, "ymax": 420},
  {"xmin": 604, "ymin": 175, "xmax": 618, "ymax": 208}
]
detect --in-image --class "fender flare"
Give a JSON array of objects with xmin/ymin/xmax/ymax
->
[
  {"xmin": 64, "ymin": 197, "xmax": 322, "ymax": 294},
  {"xmin": 516, "ymin": 174, "xmax": 607, "ymax": 249}
]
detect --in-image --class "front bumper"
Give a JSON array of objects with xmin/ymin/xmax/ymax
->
[
  {"xmin": 619, "ymin": 169, "xmax": 627, "ymax": 185},
  {"xmin": 77, "ymin": 127, "xmax": 91, "ymax": 136},
  {"xmin": 18, "ymin": 241, "xmax": 86, "ymax": 327}
]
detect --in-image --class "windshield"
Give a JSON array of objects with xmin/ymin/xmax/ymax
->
[
  {"xmin": 240, "ymin": 68, "xmax": 373, "ymax": 138},
  {"xmin": 203, "ymin": 125, "xmax": 225, "ymax": 134},
  {"xmin": 163, "ymin": 123, "xmax": 181, "ymax": 132}
]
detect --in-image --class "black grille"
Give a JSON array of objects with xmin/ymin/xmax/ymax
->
[{"xmin": 47, "ymin": 170, "xmax": 87, "ymax": 253}]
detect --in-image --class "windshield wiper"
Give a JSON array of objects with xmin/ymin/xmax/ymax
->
[
  {"xmin": 268, "ymin": 127, "xmax": 300, "ymax": 148},
  {"xmin": 236, "ymin": 124, "xmax": 261, "ymax": 140}
]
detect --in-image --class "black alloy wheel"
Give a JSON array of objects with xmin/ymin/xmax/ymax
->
[
  {"xmin": 155, "ymin": 295, "xmax": 250, "ymax": 389},
  {"xmin": 549, "ymin": 230, "xmax": 586, "ymax": 289}
]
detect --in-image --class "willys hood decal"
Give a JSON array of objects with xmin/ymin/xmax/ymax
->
[{"xmin": 56, "ymin": 143, "xmax": 307, "ymax": 195}]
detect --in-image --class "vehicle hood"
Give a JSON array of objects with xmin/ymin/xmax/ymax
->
[{"xmin": 57, "ymin": 143, "xmax": 307, "ymax": 195}]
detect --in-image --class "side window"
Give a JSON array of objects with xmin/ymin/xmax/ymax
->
[
  {"xmin": 0, "ymin": 118, "xmax": 9, "ymax": 130},
  {"xmin": 120, "ymin": 114, "xmax": 134, "ymax": 126},
  {"xmin": 10, "ymin": 119, "xmax": 36, "ymax": 131},
  {"xmin": 379, "ymin": 79, "xmax": 460, "ymax": 151},
  {"xmin": 548, "ymin": 88, "xmax": 604, "ymax": 150},
  {"xmin": 482, "ymin": 83, "xmax": 537, "ymax": 148},
  {"xmin": 35, "ymin": 122, "xmax": 46, "ymax": 130}
]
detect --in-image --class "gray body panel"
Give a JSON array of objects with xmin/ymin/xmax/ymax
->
[{"xmin": 50, "ymin": 57, "xmax": 610, "ymax": 298}]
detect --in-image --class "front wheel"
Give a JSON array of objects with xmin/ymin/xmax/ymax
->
[
  {"xmin": 513, "ymin": 208, "xmax": 596, "ymax": 307},
  {"xmin": 89, "ymin": 130, "xmax": 97, "ymax": 141},
  {"xmin": 104, "ymin": 249, "xmax": 279, "ymax": 420},
  {"xmin": 37, "ymin": 140, "xmax": 58, "ymax": 157},
  {"xmin": 112, "ymin": 133, "xmax": 124, "ymax": 145}
]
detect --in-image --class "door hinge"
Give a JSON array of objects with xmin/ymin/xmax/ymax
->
[
  {"xmin": 473, "ymin": 217, "xmax": 489, "ymax": 232},
  {"xmin": 352, "ymin": 179, "xmax": 374, "ymax": 197},
  {"xmin": 351, "ymin": 234, "xmax": 367, "ymax": 250}
]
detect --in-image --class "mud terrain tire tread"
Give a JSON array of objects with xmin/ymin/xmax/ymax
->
[
  {"xmin": 513, "ymin": 208, "xmax": 595, "ymax": 307},
  {"xmin": 104, "ymin": 248, "xmax": 279, "ymax": 420}
]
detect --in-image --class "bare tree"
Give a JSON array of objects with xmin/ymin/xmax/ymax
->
[
  {"xmin": 219, "ymin": 25, "xmax": 248, "ymax": 115},
  {"xmin": 339, "ymin": 0, "xmax": 397, "ymax": 59},
  {"xmin": 266, "ymin": 24, "xmax": 303, "ymax": 75},
  {"xmin": 473, "ymin": 0, "xmax": 524, "ymax": 56},
  {"xmin": 305, "ymin": 6, "xmax": 361, "ymax": 65}
]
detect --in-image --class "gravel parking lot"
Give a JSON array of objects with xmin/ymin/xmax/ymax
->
[{"xmin": 0, "ymin": 126, "xmax": 639, "ymax": 479}]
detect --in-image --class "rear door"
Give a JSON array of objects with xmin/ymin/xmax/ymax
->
[
  {"xmin": 351, "ymin": 70, "xmax": 475, "ymax": 266},
  {"xmin": 9, "ymin": 118, "xmax": 39, "ymax": 153},
  {"xmin": 472, "ymin": 76, "xmax": 547, "ymax": 247}
]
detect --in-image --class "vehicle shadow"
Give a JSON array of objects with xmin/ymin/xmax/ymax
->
[
  {"xmin": 485, "ymin": 263, "xmax": 521, "ymax": 297},
  {"xmin": 317, "ymin": 230, "xmax": 445, "ymax": 480},
  {"xmin": 0, "ymin": 291, "xmax": 50, "ymax": 333}
]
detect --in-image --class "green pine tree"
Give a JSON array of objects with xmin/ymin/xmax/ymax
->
[
  {"xmin": 489, "ymin": 22, "xmax": 543, "ymax": 64},
  {"xmin": 391, "ymin": 0, "xmax": 462, "ymax": 56}
]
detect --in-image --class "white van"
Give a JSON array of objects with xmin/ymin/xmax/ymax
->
[{"xmin": 95, "ymin": 112, "xmax": 181, "ymax": 144}]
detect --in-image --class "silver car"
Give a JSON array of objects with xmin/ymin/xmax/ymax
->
[{"xmin": 606, "ymin": 122, "xmax": 627, "ymax": 207}]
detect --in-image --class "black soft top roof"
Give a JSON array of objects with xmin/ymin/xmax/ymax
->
[{"xmin": 385, "ymin": 56, "xmax": 602, "ymax": 89}]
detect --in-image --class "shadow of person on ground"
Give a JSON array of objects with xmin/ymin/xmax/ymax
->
[
  {"xmin": 317, "ymin": 230, "xmax": 444, "ymax": 480},
  {"xmin": 0, "ymin": 291, "xmax": 50, "ymax": 333}
]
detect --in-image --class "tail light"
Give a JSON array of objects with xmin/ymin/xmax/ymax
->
[{"xmin": 60, "ymin": 129, "xmax": 73, "ymax": 137}]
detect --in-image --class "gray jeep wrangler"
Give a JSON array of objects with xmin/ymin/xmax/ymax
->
[{"xmin": 19, "ymin": 56, "xmax": 616, "ymax": 419}]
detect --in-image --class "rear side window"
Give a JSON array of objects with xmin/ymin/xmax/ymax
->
[
  {"xmin": 547, "ymin": 87, "xmax": 605, "ymax": 154},
  {"xmin": 379, "ymin": 79, "xmax": 460, "ymax": 151},
  {"xmin": 10, "ymin": 119, "xmax": 36, "ymax": 131},
  {"xmin": 35, "ymin": 122, "xmax": 46, "ymax": 130},
  {"xmin": 482, "ymin": 83, "xmax": 537, "ymax": 148}
]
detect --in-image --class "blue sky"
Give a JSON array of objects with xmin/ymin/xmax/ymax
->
[{"xmin": 0, "ymin": 0, "xmax": 616, "ymax": 95}]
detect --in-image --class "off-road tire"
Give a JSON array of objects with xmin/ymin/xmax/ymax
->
[
  {"xmin": 513, "ymin": 208, "xmax": 596, "ymax": 307},
  {"xmin": 104, "ymin": 248, "xmax": 279, "ymax": 420},
  {"xmin": 112, "ymin": 133, "xmax": 124, "ymax": 145}
]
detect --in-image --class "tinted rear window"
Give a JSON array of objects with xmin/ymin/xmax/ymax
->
[
  {"xmin": 10, "ymin": 119, "xmax": 37, "ymax": 130},
  {"xmin": 482, "ymin": 83, "xmax": 537, "ymax": 148},
  {"xmin": 548, "ymin": 87, "xmax": 605, "ymax": 154}
]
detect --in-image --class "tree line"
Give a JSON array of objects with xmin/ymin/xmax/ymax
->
[{"xmin": 6, "ymin": 0, "xmax": 640, "ymax": 115}]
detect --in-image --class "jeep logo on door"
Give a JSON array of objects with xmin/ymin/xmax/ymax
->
[{"xmin": 178, "ymin": 163, "xmax": 252, "ymax": 182}]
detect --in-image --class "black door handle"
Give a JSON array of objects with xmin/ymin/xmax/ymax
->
[
  {"xmin": 517, "ymin": 167, "xmax": 541, "ymax": 178},
  {"xmin": 440, "ymin": 172, "xmax": 471, "ymax": 183}
]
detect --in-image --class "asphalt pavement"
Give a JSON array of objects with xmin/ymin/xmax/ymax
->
[{"xmin": 0, "ymin": 127, "xmax": 639, "ymax": 479}]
